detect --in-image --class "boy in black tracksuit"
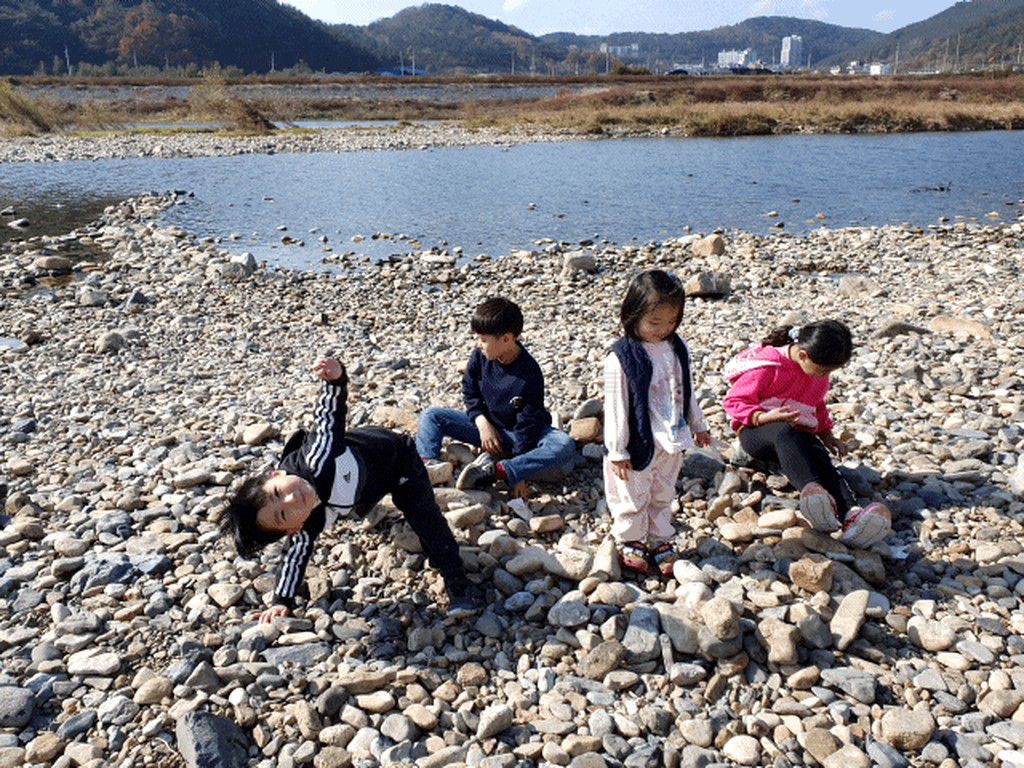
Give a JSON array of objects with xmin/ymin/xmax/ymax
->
[{"xmin": 223, "ymin": 357, "xmax": 483, "ymax": 621}]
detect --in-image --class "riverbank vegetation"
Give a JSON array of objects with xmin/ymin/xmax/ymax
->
[
  {"xmin": 464, "ymin": 75, "xmax": 1024, "ymax": 135},
  {"xmin": 3, "ymin": 73, "xmax": 1024, "ymax": 139}
]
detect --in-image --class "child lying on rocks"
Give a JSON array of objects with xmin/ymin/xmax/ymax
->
[{"xmin": 222, "ymin": 357, "xmax": 485, "ymax": 622}]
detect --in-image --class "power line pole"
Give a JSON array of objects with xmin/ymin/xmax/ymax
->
[
  {"xmin": 64, "ymin": 44, "xmax": 71, "ymax": 75},
  {"xmin": 511, "ymin": 50, "xmax": 515, "ymax": 76},
  {"xmin": 954, "ymin": 33, "xmax": 961, "ymax": 72},
  {"xmin": 894, "ymin": 43, "xmax": 899, "ymax": 75},
  {"xmin": 943, "ymin": 38, "xmax": 950, "ymax": 72}
]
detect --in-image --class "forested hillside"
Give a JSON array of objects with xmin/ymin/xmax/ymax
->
[
  {"xmin": 331, "ymin": 4, "xmax": 564, "ymax": 74},
  {"xmin": 827, "ymin": 0, "xmax": 1024, "ymax": 69},
  {"xmin": 0, "ymin": 0, "xmax": 381, "ymax": 74}
]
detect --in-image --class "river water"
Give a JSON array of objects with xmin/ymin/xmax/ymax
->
[{"xmin": 1, "ymin": 131, "xmax": 1022, "ymax": 268}]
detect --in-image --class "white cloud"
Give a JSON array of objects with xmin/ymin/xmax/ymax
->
[
  {"xmin": 874, "ymin": 9, "xmax": 896, "ymax": 22},
  {"xmin": 502, "ymin": 0, "xmax": 529, "ymax": 12},
  {"xmin": 750, "ymin": 0, "xmax": 777, "ymax": 15}
]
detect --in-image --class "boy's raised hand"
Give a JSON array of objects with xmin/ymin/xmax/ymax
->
[
  {"xmin": 313, "ymin": 358, "xmax": 345, "ymax": 382},
  {"xmin": 694, "ymin": 430, "xmax": 712, "ymax": 448},
  {"xmin": 253, "ymin": 604, "xmax": 289, "ymax": 624}
]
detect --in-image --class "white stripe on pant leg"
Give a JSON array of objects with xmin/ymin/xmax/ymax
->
[
  {"xmin": 647, "ymin": 448, "xmax": 684, "ymax": 548},
  {"xmin": 605, "ymin": 457, "xmax": 653, "ymax": 544}
]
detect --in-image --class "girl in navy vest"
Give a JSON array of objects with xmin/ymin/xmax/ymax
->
[{"xmin": 604, "ymin": 270, "xmax": 712, "ymax": 576}]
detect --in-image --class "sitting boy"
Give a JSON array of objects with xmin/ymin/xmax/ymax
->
[
  {"xmin": 223, "ymin": 357, "xmax": 484, "ymax": 622},
  {"xmin": 416, "ymin": 297, "xmax": 576, "ymax": 496}
]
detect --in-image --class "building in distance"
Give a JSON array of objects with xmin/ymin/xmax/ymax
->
[
  {"xmin": 717, "ymin": 49, "xmax": 757, "ymax": 68},
  {"xmin": 780, "ymin": 35, "xmax": 804, "ymax": 70},
  {"xmin": 600, "ymin": 43, "xmax": 640, "ymax": 60}
]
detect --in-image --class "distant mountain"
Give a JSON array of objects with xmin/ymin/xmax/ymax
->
[
  {"xmin": 541, "ymin": 17, "xmax": 887, "ymax": 69},
  {"xmin": 0, "ymin": 0, "xmax": 381, "ymax": 75},
  {"xmin": 330, "ymin": 4, "xmax": 564, "ymax": 74},
  {"xmin": 3, "ymin": 0, "xmax": 1020, "ymax": 76},
  {"xmin": 828, "ymin": 0, "xmax": 1024, "ymax": 69}
]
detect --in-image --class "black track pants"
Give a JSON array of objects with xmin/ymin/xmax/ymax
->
[{"xmin": 738, "ymin": 423, "xmax": 855, "ymax": 519}]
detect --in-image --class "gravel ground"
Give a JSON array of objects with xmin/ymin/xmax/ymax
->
[{"xmin": 0, "ymin": 193, "xmax": 1023, "ymax": 768}]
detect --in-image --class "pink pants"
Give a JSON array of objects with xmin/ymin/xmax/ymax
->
[{"xmin": 605, "ymin": 446, "xmax": 684, "ymax": 547}]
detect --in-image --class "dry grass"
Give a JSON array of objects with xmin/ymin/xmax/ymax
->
[
  {"xmin": 3, "ymin": 73, "xmax": 1023, "ymax": 138},
  {"xmin": 0, "ymin": 79, "xmax": 66, "ymax": 136},
  {"xmin": 463, "ymin": 77, "xmax": 1024, "ymax": 136},
  {"xmin": 187, "ymin": 71, "xmax": 275, "ymax": 133}
]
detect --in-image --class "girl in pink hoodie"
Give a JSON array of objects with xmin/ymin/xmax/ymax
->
[{"xmin": 722, "ymin": 320, "xmax": 890, "ymax": 549}]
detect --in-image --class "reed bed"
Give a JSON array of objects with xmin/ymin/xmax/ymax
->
[
  {"xmin": 3, "ymin": 74, "xmax": 1023, "ymax": 138},
  {"xmin": 0, "ymin": 79, "xmax": 66, "ymax": 136},
  {"xmin": 465, "ymin": 78, "xmax": 1024, "ymax": 136}
]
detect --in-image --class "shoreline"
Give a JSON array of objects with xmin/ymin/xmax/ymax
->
[
  {"xmin": 2, "ymin": 119, "xmax": 1024, "ymax": 164},
  {"xmin": 1, "ymin": 198, "xmax": 1024, "ymax": 766},
  {"xmin": 0, "ymin": 123, "xmax": 579, "ymax": 164}
]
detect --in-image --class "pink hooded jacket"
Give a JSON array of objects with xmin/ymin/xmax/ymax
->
[{"xmin": 722, "ymin": 345, "xmax": 834, "ymax": 434}]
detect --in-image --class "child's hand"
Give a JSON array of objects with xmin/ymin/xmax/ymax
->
[
  {"xmin": 756, "ymin": 407, "xmax": 800, "ymax": 426},
  {"xmin": 694, "ymin": 431, "xmax": 712, "ymax": 448},
  {"xmin": 610, "ymin": 459, "xmax": 632, "ymax": 481},
  {"xmin": 821, "ymin": 433, "xmax": 848, "ymax": 457},
  {"xmin": 312, "ymin": 358, "xmax": 345, "ymax": 382},
  {"xmin": 252, "ymin": 605, "xmax": 289, "ymax": 624},
  {"xmin": 475, "ymin": 416, "xmax": 505, "ymax": 456}
]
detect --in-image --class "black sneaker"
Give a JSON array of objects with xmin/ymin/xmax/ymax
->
[
  {"xmin": 446, "ymin": 581, "xmax": 486, "ymax": 619},
  {"xmin": 456, "ymin": 452, "xmax": 497, "ymax": 491}
]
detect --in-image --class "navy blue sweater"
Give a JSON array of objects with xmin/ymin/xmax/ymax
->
[{"xmin": 462, "ymin": 344, "xmax": 551, "ymax": 455}]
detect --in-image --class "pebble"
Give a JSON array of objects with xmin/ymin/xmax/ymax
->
[
  {"xmin": 880, "ymin": 708, "xmax": 937, "ymax": 751},
  {"xmin": 0, "ymin": 187, "xmax": 1021, "ymax": 768}
]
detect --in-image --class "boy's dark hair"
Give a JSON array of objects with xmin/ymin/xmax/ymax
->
[
  {"xmin": 222, "ymin": 470, "xmax": 283, "ymax": 557},
  {"xmin": 471, "ymin": 297, "xmax": 524, "ymax": 337},
  {"xmin": 620, "ymin": 270, "xmax": 686, "ymax": 340},
  {"xmin": 762, "ymin": 319, "xmax": 854, "ymax": 368}
]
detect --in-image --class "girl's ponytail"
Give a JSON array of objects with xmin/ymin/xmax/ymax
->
[
  {"xmin": 763, "ymin": 320, "xmax": 853, "ymax": 367},
  {"xmin": 762, "ymin": 325, "xmax": 795, "ymax": 347}
]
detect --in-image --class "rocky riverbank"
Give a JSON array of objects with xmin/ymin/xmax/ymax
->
[
  {"xmin": 0, "ymin": 124, "xmax": 581, "ymax": 164},
  {"xmin": 1, "ymin": 196, "xmax": 1023, "ymax": 768}
]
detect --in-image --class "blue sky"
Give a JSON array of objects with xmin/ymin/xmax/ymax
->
[{"xmin": 284, "ymin": 0, "xmax": 957, "ymax": 34}]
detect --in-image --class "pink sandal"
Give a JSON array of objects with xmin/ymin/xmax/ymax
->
[
  {"xmin": 619, "ymin": 542, "xmax": 651, "ymax": 576},
  {"xmin": 651, "ymin": 544, "xmax": 680, "ymax": 578}
]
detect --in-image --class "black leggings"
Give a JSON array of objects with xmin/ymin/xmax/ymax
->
[
  {"xmin": 738, "ymin": 423, "xmax": 855, "ymax": 519},
  {"xmin": 351, "ymin": 430, "xmax": 467, "ymax": 587}
]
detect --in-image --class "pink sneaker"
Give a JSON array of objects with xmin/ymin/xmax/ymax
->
[
  {"xmin": 840, "ymin": 503, "xmax": 892, "ymax": 549},
  {"xmin": 799, "ymin": 482, "xmax": 841, "ymax": 532}
]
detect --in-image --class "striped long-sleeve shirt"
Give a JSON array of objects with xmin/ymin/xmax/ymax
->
[{"xmin": 272, "ymin": 376, "xmax": 361, "ymax": 607}]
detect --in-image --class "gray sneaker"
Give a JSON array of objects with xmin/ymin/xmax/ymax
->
[{"xmin": 456, "ymin": 452, "xmax": 497, "ymax": 490}]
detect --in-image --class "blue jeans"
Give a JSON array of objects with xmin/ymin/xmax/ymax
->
[{"xmin": 415, "ymin": 407, "xmax": 576, "ymax": 487}]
